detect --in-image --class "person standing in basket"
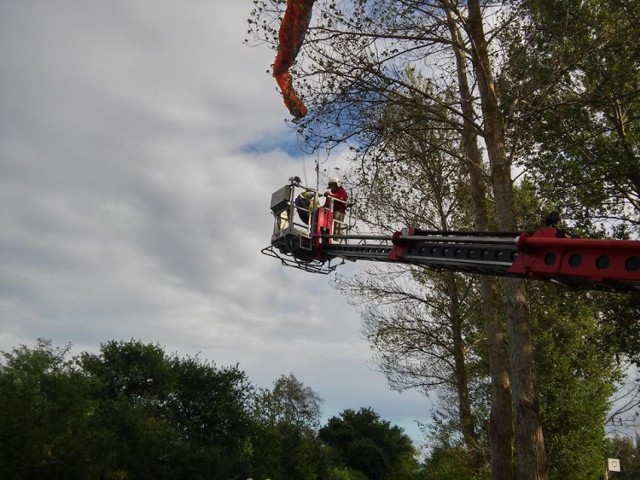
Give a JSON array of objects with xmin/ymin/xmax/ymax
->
[{"xmin": 323, "ymin": 176, "xmax": 348, "ymax": 236}]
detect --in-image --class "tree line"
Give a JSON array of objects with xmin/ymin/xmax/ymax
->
[
  {"xmin": 247, "ymin": 0, "xmax": 640, "ymax": 479},
  {"xmin": 0, "ymin": 339, "xmax": 419, "ymax": 480}
]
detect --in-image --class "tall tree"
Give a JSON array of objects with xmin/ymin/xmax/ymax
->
[
  {"xmin": 510, "ymin": 179, "xmax": 623, "ymax": 479},
  {"xmin": 497, "ymin": 6, "xmax": 640, "ymax": 476},
  {"xmin": 259, "ymin": 373, "xmax": 323, "ymax": 427},
  {"xmin": 332, "ymin": 71, "xmax": 494, "ymax": 474},
  {"xmin": 250, "ymin": 374, "xmax": 328, "ymax": 480},
  {"xmin": 319, "ymin": 407, "xmax": 419, "ymax": 480},
  {"xmin": 244, "ymin": 1, "xmax": 620, "ymax": 478},
  {"xmin": 248, "ymin": 1, "xmax": 528, "ymax": 477},
  {"xmin": 529, "ymin": 285, "xmax": 618, "ymax": 479},
  {"xmin": 445, "ymin": 5, "xmax": 513, "ymax": 477},
  {"xmin": 499, "ymin": 0, "xmax": 640, "ymax": 230},
  {"xmin": 79, "ymin": 340, "xmax": 179, "ymax": 478},
  {"xmin": 462, "ymin": 2, "xmax": 548, "ymax": 478},
  {"xmin": 165, "ymin": 354, "xmax": 255, "ymax": 478},
  {"xmin": 0, "ymin": 339, "xmax": 92, "ymax": 479},
  {"xmin": 80, "ymin": 339, "xmax": 255, "ymax": 478}
]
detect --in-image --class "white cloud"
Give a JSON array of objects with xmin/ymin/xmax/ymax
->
[{"xmin": 0, "ymin": 0, "xmax": 430, "ymax": 447}]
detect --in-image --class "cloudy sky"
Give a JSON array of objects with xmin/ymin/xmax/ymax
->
[{"xmin": 0, "ymin": 0, "xmax": 429, "ymax": 445}]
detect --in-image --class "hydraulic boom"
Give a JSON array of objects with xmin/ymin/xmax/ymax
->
[{"xmin": 262, "ymin": 182, "xmax": 640, "ymax": 293}]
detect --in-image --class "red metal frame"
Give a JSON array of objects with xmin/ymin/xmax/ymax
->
[
  {"xmin": 509, "ymin": 227, "xmax": 640, "ymax": 286},
  {"xmin": 311, "ymin": 207, "xmax": 335, "ymax": 251}
]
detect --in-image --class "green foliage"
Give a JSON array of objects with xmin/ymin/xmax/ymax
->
[
  {"xmin": 249, "ymin": 373, "xmax": 329, "ymax": 480},
  {"xmin": 256, "ymin": 373, "xmax": 323, "ymax": 427},
  {"xmin": 416, "ymin": 388, "xmax": 492, "ymax": 480},
  {"xmin": 510, "ymin": 169, "xmax": 623, "ymax": 479},
  {"xmin": 250, "ymin": 420, "xmax": 329, "ymax": 480},
  {"xmin": 327, "ymin": 465, "xmax": 369, "ymax": 480},
  {"xmin": 605, "ymin": 436, "xmax": 640, "ymax": 480},
  {"xmin": 248, "ymin": 0, "xmax": 640, "ymax": 478},
  {"xmin": 0, "ymin": 339, "xmax": 92, "ymax": 479},
  {"xmin": 420, "ymin": 445, "xmax": 487, "ymax": 480},
  {"xmin": 529, "ymin": 285, "xmax": 619, "ymax": 480},
  {"xmin": 501, "ymin": 0, "xmax": 640, "ymax": 230},
  {"xmin": 596, "ymin": 294, "xmax": 640, "ymax": 365},
  {"xmin": 2, "ymin": 340, "xmax": 428, "ymax": 479},
  {"xmin": 80, "ymin": 340, "xmax": 173, "ymax": 399},
  {"xmin": 319, "ymin": 407, "xmax": 419, "ymax": 480},
  {"xmin": 0, "ymin": 339, "xmax": 256, "ymax": 479}
]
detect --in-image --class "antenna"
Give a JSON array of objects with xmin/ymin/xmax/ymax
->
[{"xmin": 302, "ymin": 156, "xmax": 308, "ymax": 186}]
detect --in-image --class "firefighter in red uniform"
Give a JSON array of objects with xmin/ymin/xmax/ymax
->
[{"xmin": 323, "ymin": 176, "xmax": 348, "ymax": 236}]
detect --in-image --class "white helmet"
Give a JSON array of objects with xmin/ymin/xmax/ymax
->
[{"xmin": 327, "ymin": 176, "xmax": 341, "ymax": 187}]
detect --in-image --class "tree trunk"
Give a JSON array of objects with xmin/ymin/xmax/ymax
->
[
  {"xmin": 446, "ymin": 272, "xmax": 485, "ymax": 471},
  {"xmin": 466, "ymin": 2, "xmax": 549, "ymax": 479},
  {"xmin": 444, "ymin": 6, "xmax": 513, "ymax": 480}
]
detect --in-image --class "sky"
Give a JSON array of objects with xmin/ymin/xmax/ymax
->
[{"xmin": 0, "ymin": 0, "xmax": 430, "ymax": 446}]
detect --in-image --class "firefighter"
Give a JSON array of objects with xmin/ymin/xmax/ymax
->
[
  {"xmin": 294, "ymin": 190, "xmax": 318, "ymax": 224},
  {"xmin": 323, "ymin": 176, "xmax": 348, "ymax": 236}
]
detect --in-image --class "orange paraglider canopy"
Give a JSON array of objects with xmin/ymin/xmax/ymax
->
[{"xmin": 273, "ymin": 0, "xmax": 315, "ymax": 119}]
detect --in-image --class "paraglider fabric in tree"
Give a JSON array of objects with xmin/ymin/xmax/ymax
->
[{"xmin": 273, "ymin": 0, "xmax": 315, "ymax": 119}]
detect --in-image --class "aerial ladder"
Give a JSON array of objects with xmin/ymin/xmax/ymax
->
[{"xmin": 261, "ymin": 179, "xmax": 640, "ymax": 294}]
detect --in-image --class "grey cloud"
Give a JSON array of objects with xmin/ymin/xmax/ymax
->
[{"xmin": 0, "ymin": 0, "xmax": 431, "ymax": 447}]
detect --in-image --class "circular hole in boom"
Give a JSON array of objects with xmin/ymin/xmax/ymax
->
[
  {"xmin": 596, "ymin": 255, "xmax": 610, "ymax": 269},
  {"xmin": 544, "ymin": 253, "xmax": 557, "ymax": 266},
  {"xmin": 568, "ymin": 254, "xmax": 582, "ymax": 267},
  {"xmin": 626, "ymin": 257, "xmax": 639, "ymax": 271}
]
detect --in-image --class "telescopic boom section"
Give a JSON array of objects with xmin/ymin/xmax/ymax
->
[{"xmin": 262, "ymin": 183, "xmax": 640, "ymax": 293}]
